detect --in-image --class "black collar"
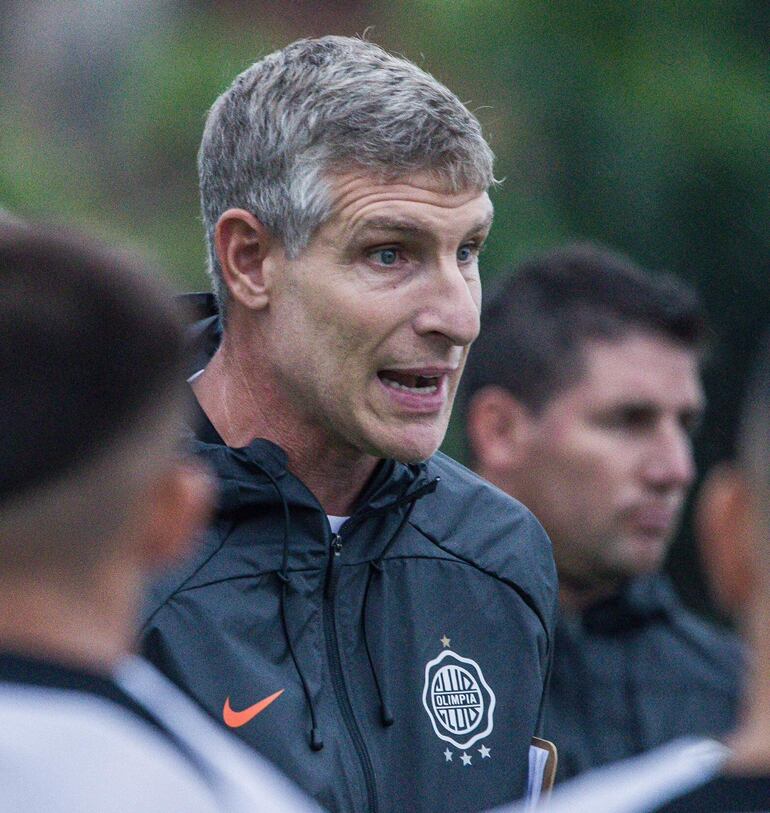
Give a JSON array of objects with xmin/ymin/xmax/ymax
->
[
  {"xmin": 578, "ymin": 576, "xmax": 674, "ymax": 634},
  {"xmin": 0, "ymin": 650, "xmax": 160, "ymax": 730},
  {"xmin": 0, "ymin": 650, "xmax": 209, "ymax": 778}
]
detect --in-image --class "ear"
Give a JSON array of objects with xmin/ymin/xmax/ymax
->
[
  {"xmin": 696, "ymin": 463, "xmax": 755, "ymax": 615},
  {"xmin": 138, "ymin": 460, "xmax": 215, "ymax": 572},
  {"xmin": 466, "ymin": 386, "xmax": 533, "ymax": 473},
  {"xmin": 215, "ymin": 208, "xmax": 275, "ymax": 310}
]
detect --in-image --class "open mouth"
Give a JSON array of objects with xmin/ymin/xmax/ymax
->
[{"xmin": 378, "ymin": 370, "xmax": 442, "ymax": 394}]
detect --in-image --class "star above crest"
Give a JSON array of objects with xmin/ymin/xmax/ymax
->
[{"xmin": 440, "ymin": 634, "xmax": 451, "ymax": 648}]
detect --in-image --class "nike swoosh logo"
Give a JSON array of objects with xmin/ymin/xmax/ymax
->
[{"xmin": 223, "ymin": 689, "xmax": 285, "ymax": 728}]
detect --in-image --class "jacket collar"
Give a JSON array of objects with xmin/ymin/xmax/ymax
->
[
  {"xmin": 576, "ymin": 575, "xmax": 675, "ymax": 634},
  {"xmin": 181, "ymin": 298, "xmax": 431, "ymax": 526},
  {"xmin": 195, "ymin": 436, "xmax": 427, "ymax": 527}
]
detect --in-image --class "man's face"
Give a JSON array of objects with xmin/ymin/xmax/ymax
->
[
  {"xmin": 509, "ymin": 333, "xmax": 703, "ymax": 592},
  {"xmin": 263, "ymin": 171, "xmax": 493, "ymax": 463}
]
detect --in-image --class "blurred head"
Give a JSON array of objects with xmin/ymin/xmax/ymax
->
[
  {"xmin": 200, "ymin": 36, "xmax": 495, "ymax": 463},
  {"xmin": 463, "ymin": 244, "xmax": 707, "ymax": 601},
  {"xmin": 697, "ymin": 330, "xmax": 770, "ymax": 617},
  {"xmin": 0, "ymin": 225, "xmax": 211, "ymax": 596}
]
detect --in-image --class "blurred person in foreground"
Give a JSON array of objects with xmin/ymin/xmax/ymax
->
[
  {"xmin": 0, "ymin": 224, "xmax": 318, "ymax": 812},
  {"xmin": 507, "ymin": 328, "xmax": 770, "ymax": 812},
  {"xmin": 140, "ymin": 35, "xmax": 557, "ymax": 813},
  {"xmin": 463, "ymin": 244, "xmax": 742, "ymax": 782}
]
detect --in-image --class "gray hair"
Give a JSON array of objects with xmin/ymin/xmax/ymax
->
[{"xmin": 198, "ymin": 36, "xmax": 496, "ymax": 315}]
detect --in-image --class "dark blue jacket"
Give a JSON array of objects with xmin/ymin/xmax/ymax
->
[
  {"xmin": 544, "ymin": 575, "xmax": 743, "ymax": 783},
  {"xmin": 140, "ymin": 295, "xmax": 558, "ymax": 813}
]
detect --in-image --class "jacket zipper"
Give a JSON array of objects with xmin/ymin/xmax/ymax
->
[{"xmin": 323, "ymin": 532, "xmax": 379, "ymax": 813}]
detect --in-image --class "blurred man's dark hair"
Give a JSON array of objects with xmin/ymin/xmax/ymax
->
[
  {"xmin": 461, "ymin": 242, "xmax": 707, "ymax": 421},
  {"xmin": 0, "ymin": 223, "xmax": 319, "ymax": 811},
  {"xmin": 0, "ymin": 224, "xmax": 187, "ymax": 578}
]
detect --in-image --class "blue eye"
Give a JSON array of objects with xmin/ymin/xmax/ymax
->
[
  {"xmin": 373, "ymin": 248, "xmax": 399, "ymax": 266},
  {"xmin": 457, "ymin": 245, "xmax": 474, "ymax": 263}
]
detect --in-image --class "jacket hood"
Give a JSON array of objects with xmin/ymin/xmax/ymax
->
[{"xmin": 179, "ymin": 292, "xmax": 221, "ymax": 378}]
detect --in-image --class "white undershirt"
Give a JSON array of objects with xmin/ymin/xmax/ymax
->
[{"xmin": 327, "ymin": 515, "xmax": 349, "ymax": 534}]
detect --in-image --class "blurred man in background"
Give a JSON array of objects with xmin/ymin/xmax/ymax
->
[
  {"xmin": 0, "ymin": 224, "xmax": 317, "ymax": 812},
  {"xmin": 515, "ymin": 329, "xmax": 770, "ymax": 812},
  {"xmin": 141, "ymin": 35, "xmax": 557, "ymax": 813},
  {"xmin": 463, "ymin": 243, "xmax": 742, "ymax": 781}
]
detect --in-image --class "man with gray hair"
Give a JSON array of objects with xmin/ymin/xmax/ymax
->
[{"xmin": 141, "ymin": 36, "xmax": 557, "ymax": 813}]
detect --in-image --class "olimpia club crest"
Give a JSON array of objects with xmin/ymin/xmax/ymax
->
[{"xmin": 422, "ymin": 649, "xmax": 496, "ymax": 750}]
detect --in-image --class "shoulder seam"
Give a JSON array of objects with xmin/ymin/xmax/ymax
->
[
  {"xmin": 408, "ymin": 520, "xmax": 552, "ymax": 643},
  {"xmin": 139, "ymin": 520, "xmax": 234, "ymax": 632}
]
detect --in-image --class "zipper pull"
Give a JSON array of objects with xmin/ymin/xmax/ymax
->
[{"xmin": 324, "ymin": 534, "xmax": 343, "ymax": 599}]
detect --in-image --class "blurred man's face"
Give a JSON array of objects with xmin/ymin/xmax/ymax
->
[
  {"xmin": 263, "ymin": 171, "xmax": 492, "ymax": 463},
  {"xmin": 507, "ymin": 333, "xmax": 703, "ymax": 594}
]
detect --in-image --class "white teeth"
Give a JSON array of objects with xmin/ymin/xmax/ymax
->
[{"xmin": 383, "ymin": 378, "xmax": 438, "ymax": 394}]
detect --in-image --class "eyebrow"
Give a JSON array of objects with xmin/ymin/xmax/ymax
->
[
  {"xmin": 467, "ymin": 212, "xmax": 495, "ymax": 237},
  {"xmin": 597, "ymin": 399, "xmax": 707, "ymax": 424},
  {"xmin": 350, "ymin": 212, "xmax": 494, "ymax": 242},
  {"xmin": 351, "ymin": 218, "xmax": 424, "ymax": 239}
]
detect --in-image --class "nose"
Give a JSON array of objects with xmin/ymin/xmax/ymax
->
[
  {"xmin": 412, "ymin": 256, "xmax": 481, "ymax": 347},
  {"xmin": 641, "ymin": 422, "xmax": 696, "ymax": 493}
]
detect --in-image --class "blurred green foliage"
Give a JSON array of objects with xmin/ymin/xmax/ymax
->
[{"xmin": 1, "ymin": 1, "xmax": 767, "ymax": 616}]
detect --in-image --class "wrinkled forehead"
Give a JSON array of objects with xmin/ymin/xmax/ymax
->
[
  {"xmin": 323, "ymin": 161, "xmax": 491, "ymax": 195},
  {"xmin": 318, "ymin": 169, "xmax": 494, "ymax": 235}
]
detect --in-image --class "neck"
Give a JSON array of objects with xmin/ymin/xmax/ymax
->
[
  {"xmin": 0, "ymin": 567, "xmax": 135, "ymax": 675},
  {"xmin": 194, "ymin": 338, "xmax": 377, "ymax": 515},
  {"xmin": 724, "ymin": 594, "xmax": 770, "ymax": 773},
  {"xmin": 559, "ymin": 581, "xmax": 619, "ymax": 613}
]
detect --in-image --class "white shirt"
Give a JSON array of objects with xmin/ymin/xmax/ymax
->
[
  {"xmin": 490, "ymin": 737, "xmax": 729, "ymax": 813},
  {"xmin": 327, "ymin": 515, "xmax": 349, "ymax": 534},
  {"xmin": 0, "ymin": 656, "xmax": 320, "ymax": 813}
]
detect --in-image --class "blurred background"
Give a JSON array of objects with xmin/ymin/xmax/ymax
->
[{"xmin": 1, "ymin": 0, "xmax": 767, "ymax": 618}]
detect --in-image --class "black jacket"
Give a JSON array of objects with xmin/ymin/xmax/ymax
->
[
  {"xmin": 544, "ymin": 575, "xmax": 743, "ymax": 783},
  {"xmin": 140, "ymin": 295, "xmax": 558, "ymax": 813}
]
